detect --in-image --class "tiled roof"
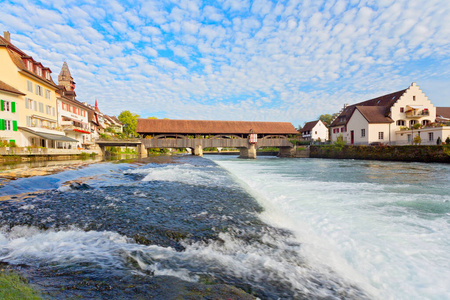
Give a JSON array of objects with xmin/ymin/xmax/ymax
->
[
  {"xmin": 137, "ymin": 119, "xmax": 299, "ymax": 135},
  {"xmin": 301, "ymin": 120, "xmax": 319, "ymax": 132},
  {"xmin": 330, "ymin": 89, "xmax": 406, "ymax": 127},
  {"xmin": 0, "ymin": 80, "xmax": 25, "ymax": 95},
  {"xmin": 354, "ymin": 106, "xmax": 394, "ymax": 123},
  {"xmin": 0, "ymin": 35, "xmax": 57, "ymax": 88},
  {"xmin": 436, "ymin": 107, "xmax": 450, "ymax": 119}
]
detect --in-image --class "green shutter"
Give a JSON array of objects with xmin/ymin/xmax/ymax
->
[
  {"xmin": 13, "ymin": 120, "xmax": 18, "ymax": 131},
  {"xmin": 11, "ymin": 102, "xmax": 16, "ymax": 113},
  {"xmin": 0, "ymin": 100, "xmax": 4, "ymax": 111},
  {"xmin": 0, "ymin": 119, "xmax": 4, "ymax": 130}
]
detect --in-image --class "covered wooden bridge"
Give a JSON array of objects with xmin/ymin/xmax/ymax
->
[{"xmin": 136, "ymin": 119, "xmax": 299, "ymax": 158}]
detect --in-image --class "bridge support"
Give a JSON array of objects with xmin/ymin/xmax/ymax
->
[
  {"xmin": 137, "ymin": 144, "xmax": 147, "ymax": 158},
  {"xmin": 278, "ymin": 146, "xmax": 295, "ymax": 157},
  {"xmin": 239, "ymin": 144, "xmax": 257, "ymax": 159},
  {"xmin": 193, "ymin": 145, "xmax": 203, "ymax": 157}
]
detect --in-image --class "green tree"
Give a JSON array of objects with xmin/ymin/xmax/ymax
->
[
  {"xmin": 118, "ymin": 110, "xmax": 140, "ymax": 137},
  {"xmin": 413, "ymin": 134, "xmax": 421, "ymax": 145},
  {"xmin": 319, "ymin": 113, "xmax": 339, "ymax": 125}
]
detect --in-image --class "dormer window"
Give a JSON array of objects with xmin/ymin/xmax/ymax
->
[
  {"xmin": 36, "ymin": 66, "xmax": 42, "ymax": 76},
  {"xmin": 27, "ymin": 60, "xmax": 33, "ymax": 71},
  {"xmin": 45, "ymin": 72, "xmax": 51, "ymax": 80}
]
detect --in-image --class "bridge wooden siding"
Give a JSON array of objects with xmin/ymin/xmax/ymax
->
[{"xmin": 140, "ymin": 136, "xmax": 294, "ymax": 149}]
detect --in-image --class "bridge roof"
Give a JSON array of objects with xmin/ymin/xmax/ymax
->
[{"xmin": 137, "ymin": 119, "xmax": 299, "ymax": 135}]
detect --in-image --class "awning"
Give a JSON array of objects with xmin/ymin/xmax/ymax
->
[
  {"xmin": 406, "ymin": 105, "xmax": 425, "ymax": 111},
  {"xmin": 19, "ymin": 127, "xmax": 78, "ymax": 142}
]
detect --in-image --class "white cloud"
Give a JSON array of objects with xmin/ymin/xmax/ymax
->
[{"xmin": 0, "ymin": 0, "xmax": 448, "ymax": 126}]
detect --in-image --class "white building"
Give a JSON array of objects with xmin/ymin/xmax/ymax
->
[
  {"xmin": 330, "ymin": 82, "xmax": 449, "ymax": 145},
  {"xmin": 301, "ymin": 120, "xmax": 329, "ymax": 142}
]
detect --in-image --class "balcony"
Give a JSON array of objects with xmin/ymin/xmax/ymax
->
[
  {"xmin": 405, "ymin": 106, "xmax": 429, "ymax": 118},
  {"xmin": 61, "ymin": 120, "xmax": 90, "ymax": 134}
]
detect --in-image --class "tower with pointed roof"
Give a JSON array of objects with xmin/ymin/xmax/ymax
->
[{"xmin": 58, "ymin": 62, "xmax": 76, "ymax": 100}]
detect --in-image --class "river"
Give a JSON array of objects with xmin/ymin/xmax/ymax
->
[{"xmin": 0, "ymin": 155, "xmax": 449, "ymax": 299}]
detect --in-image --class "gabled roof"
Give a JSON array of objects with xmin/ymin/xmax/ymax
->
[
  {"xmin": 0, "ymin": 80, "xmax": 25, "ymax": 95},
  {"xmin": 301, "ymin": 120, "xmax": 319, "ymax": 132},
  {"xmin": 0, "ymin": 35, "xmax": 57, "ymax": 89},
  {"xmin": 330, "ymin": 89, "xmax": 406, "ymax": 127},
  {"xmin": 137, "ymin": 119, "xmax": 299, "ymax": 135},
  {"xmin": 354, "ymin": 106, "xmax": 394, "ymax": 123},
  {"xmin": 436, "ymin": 107, "xmax": 450, "ymax": 122}
]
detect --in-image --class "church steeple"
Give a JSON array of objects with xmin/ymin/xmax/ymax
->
[{"xmin": 58, "ymin": 61, "xmax": 76, "ymax": 92}]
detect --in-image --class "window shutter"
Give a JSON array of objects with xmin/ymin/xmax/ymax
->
[
  {"xmin": 13, "ymin": 120, "xmax": 18, "ymax": 131},
  {"xmin": 0, "ymin": 119, "xmax": 4, "ymax": 130},
  {"xmin": 0, "ymin": 100, "xmax": 3, "ymax": 111},
  {"xmin": 12, "ymin": 102, "xmax": 16, "ymax": 113}
]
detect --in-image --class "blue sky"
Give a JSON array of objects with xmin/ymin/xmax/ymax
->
[{"xmin": 1, "ymin": 0, "xmax": 449, "ymax": 127}]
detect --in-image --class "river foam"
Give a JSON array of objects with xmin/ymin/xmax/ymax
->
[{"xmin": 210, "ymin": 156, "xmax": 450, "ymax": 300}]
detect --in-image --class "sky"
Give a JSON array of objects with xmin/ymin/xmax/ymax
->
[{"xmin": 1, "ymin": 0, "xmax": 449, "ymax": 127}]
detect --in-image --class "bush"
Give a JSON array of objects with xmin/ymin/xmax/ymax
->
[
  {"xmin": 412, "ymin": 123, "xmax": 422, "ymax": 129},
  {"xmin": 437, "ymin": 137, "xmax": 442, "ymax": 145},
  {"xmin": 446, "ymin": 136, "xmax": 450, "ymax": 144},
  {"xmin": 413, "ymin": 134, "xmax": 422, "ymax": 145}
]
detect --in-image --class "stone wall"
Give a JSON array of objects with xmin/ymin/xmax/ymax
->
[{"xmin": 310, "ymin": 145, "xmax": 450, "ymax": 163}]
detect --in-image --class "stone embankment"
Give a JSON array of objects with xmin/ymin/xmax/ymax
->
[
  {"xmin": 310, "ymin": 145, "xmax": 450, "ymax": 163},
  {"xmin": 0, "ymin": 147, "xmax": 101, "ymax": 162}
]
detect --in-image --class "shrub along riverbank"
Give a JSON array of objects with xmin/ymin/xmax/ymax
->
[{"xmin": 310, "ymin": 145, "xmax": 450, "ymax": 163}]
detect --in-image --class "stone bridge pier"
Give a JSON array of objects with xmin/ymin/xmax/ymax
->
[{"xmin": 238, "ymin": 144, "xmax": 257, "ymax": 159}]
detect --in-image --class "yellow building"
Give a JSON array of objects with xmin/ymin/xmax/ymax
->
[{"xmin": 0, "ymin": 31, "xmax": 77, "ymax": 147}]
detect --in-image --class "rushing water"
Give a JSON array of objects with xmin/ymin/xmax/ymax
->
[{"xmin": 0, "ymin": 155, "xmax": 448, "ymax": 299}]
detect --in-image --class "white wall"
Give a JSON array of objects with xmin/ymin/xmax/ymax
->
[
  {"xmin": 389, "ymin": 83, "xmax": 436, "ymax": 141},
  {"xmin": 312, "ymin": 120, "xmax": 329, "ymax": 141}
]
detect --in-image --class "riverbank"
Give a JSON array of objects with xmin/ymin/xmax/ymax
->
[
  {"xmin": 310, "ymin": 145, "xmax": 450, "ymax": 163},
  {"xmin": 0, "ymin": 268, "xmax": 42, "ymax": 300}
]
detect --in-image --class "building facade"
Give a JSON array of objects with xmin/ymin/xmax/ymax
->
[
  {"xmin": 0, "ymin": 80, "xmax": 24, "ymax": 145},
  {"xmin": 301, "ymin": 120, "xmax": 329, "ymax": 142},
  {"xmin": 57, "ymin": 62, "xmax": 93, "ymax": 149},
  {"xmin": 330, "ymin": 83, "xmax": 448, "ymax": 145},
  {"xmin": 0, "ymin": 31, "xmax": 77, "ymax": 148}
]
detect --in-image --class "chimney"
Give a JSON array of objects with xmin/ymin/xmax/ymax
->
[{"xmin": 3, "ymin": 31, "xmax": 10, "ymax": 42}]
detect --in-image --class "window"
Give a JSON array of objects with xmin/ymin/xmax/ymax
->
[
  {"xmin": 410, "ymin": 120, "xmax": 416, "ymax": 126},
  {"xmin": 46, "ymin": 105, "xmax": 51, "ymax": 115},
  {"xmin": 33, "ymin": 101, "xmax": 37, "ymax": 111},
  {"xmin": 26, "ymin": 116, "xmax": 32, "ymax": 126},
  {"xmin": 45, "ymin": 89, "xmax": 51, "ymax": 99},
  {"xmin": 361, "ymin": 129, "xmax": 366, "ymax": 137},
  {"xmin": 45, "ymin": 72, "xmax": 51, "ymax": 80},
  {"xmin": 1, "ymin": 100, "xmax": 10, "ymax": 112},
  {"xmin": 397, "ymin": 120, "xmax": 405, "ymax": 126},
  {"xmin": 36, "ymin": 66, "xmax": 42, "ymax": 76},
  {"xmin": 35, "ymin": 84, "xmax": 42, "ymax": 96},
  {"xmin": 3, "ymin": 120, "xmax": 11, "ymax": 131},
  {"xmin": 27, "ymin": 80, "xmax": 33, "ymax": 92},
  {"xmin": 428, "ymin": 132, "xmax": 434, "ymax": 141},
  {"xmin": 39, "ymin": 102, "xmax": 44, "ymax": 113},
  {"xmin": 413, "ymin": 96, "xmax": 416, "ymax": 101},
  {"xmin": 422, "ymin": 120, "xmax": 430, "ymax": 126},
  {"xmin": 378, "ymin": 132, "xmax": 384, "ymax": 140},
  {"xmin": 400, "ymin": 107, "xmax": 404, "ymax": 113},
  {"xmin": 27, "ymin": 60, "xmax": 33, "ymax": 71}
]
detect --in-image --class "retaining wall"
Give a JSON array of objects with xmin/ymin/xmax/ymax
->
[{"xmin": 310, "ymin": 145, "xmax": 450, "ymax": 163}]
